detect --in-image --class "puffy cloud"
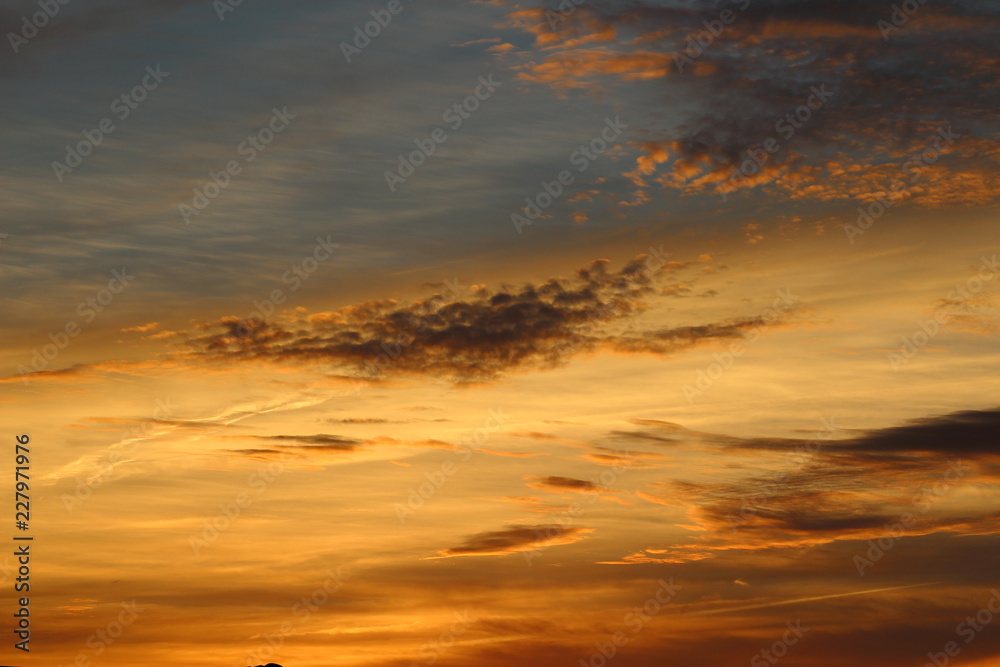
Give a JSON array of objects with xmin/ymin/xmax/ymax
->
[
  {"xmin": 182, "ymin": 257, "xmax": 798, "ymax": 383},
  {"xmin": 505, "ymin": 0, "xmax": 1000, "ymax": 204}
]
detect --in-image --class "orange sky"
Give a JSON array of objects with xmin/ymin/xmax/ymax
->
[{"xmin": 2, "ymin": 1, "xmax": 999, "ymax": 666}]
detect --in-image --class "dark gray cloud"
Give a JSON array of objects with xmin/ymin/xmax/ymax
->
[
  {"xmin": 228, "ymin": 434, "xmax": 362, "ymax": 456},
  {"xmin": 631, "ymin": 407, "xmax": 1000, "ymax": 556},
  {"xmin": 183, "ymin": 257, "xmax": 796, "ymax": 383},
  {"xmin": 439, "ymin": 524, "xmax": 590, "ymax": 557},
  {"xmin": 515, "ymin": 0, "xmax": 1000, "ymax": 203},
  {"xmin": 527, "ymin": 475, "xmax": 605, "ymax": 493}
]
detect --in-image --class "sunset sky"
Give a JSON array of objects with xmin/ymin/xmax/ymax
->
[{"xmin": 2, "ymin": 1, "xmax": 999, "ymax": 666}]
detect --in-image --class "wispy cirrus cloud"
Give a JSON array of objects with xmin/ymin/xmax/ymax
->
[{"xmin": 618, "ymin": 408, "xmax": 1000, "ymax": 563}]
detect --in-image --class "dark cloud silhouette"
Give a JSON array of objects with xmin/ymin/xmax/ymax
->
[
  {"xmin": 222, "ymin": 432, "xmax": 486, "ymax": 459},
  {"xmin": 438, "ymin": 524, "xmax": 591, "ymax": 557},
  {"xmin": 839, "ymin": 408, "xmax": 1000, "ymax": 456},
  {"xmin": 733, "ymin": 408, "xmax": 1000, "ymax": 457},
  {"xmin": 526, "ymin": 475, "xmax": 605, "ymax": 493},
  {"xmin": 626, "ymin": 407, "xmax": 1000, "ymax": 562},
  {"xmin": 228, "ymin": 434, "xmax": 362, "ymax": 457},
  {"xmin": 183, "ymin": 257, "xmax": 797, "ymax": 383}
]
